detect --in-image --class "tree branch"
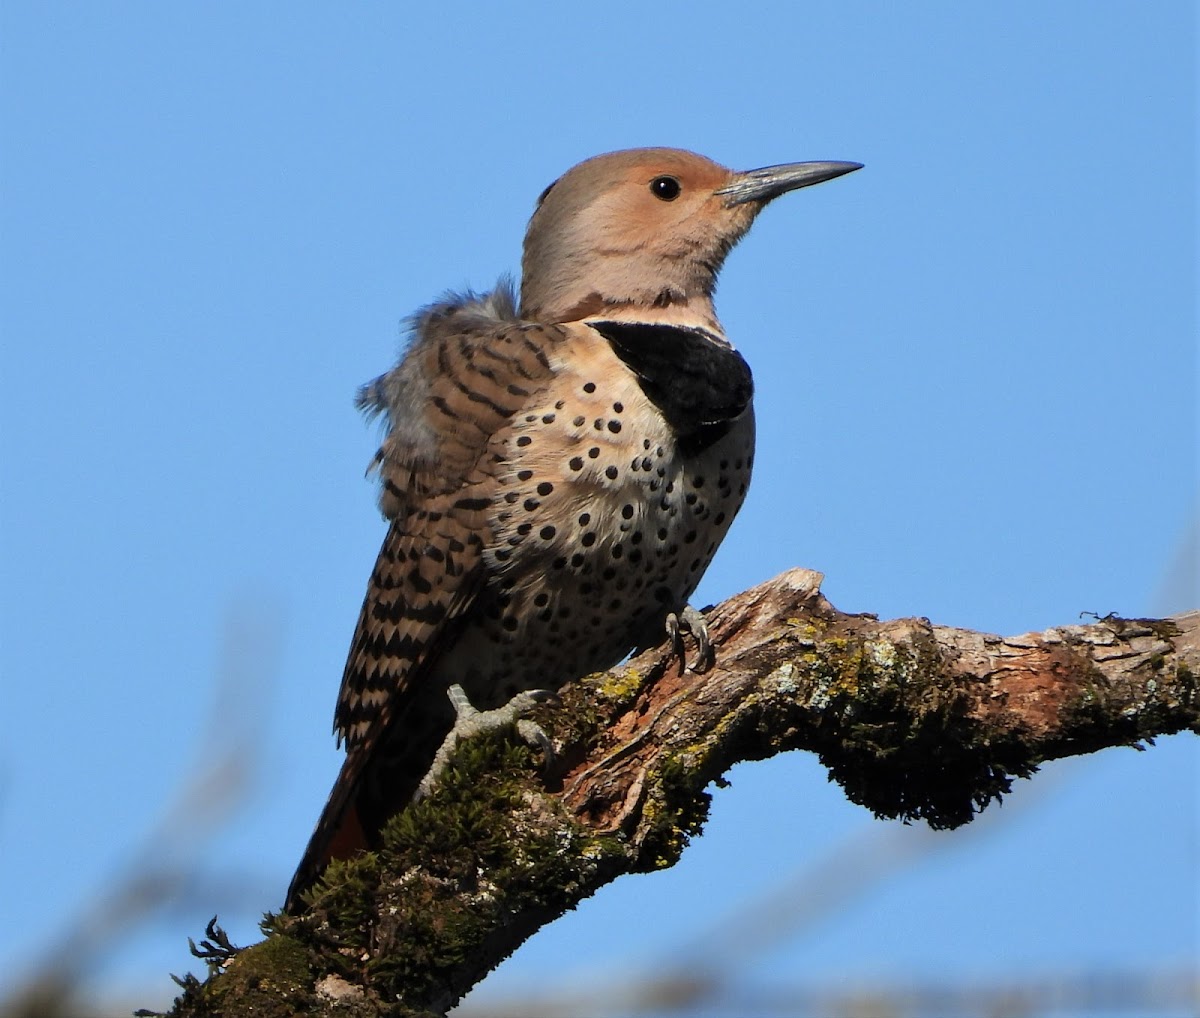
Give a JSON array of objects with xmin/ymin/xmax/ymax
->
[{"xmin": 156, "ymin": 568, "xmax": 1200, "ymax": 1017}]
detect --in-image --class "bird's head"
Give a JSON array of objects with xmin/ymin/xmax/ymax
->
[{"xmin": 519, "ymin": 147, "xmax": 860, "ymax": 326}]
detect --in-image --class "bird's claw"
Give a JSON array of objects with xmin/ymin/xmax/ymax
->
[
  {"xmin": 664, "ymin": 604, "xmax": 714, "ymax": 675},
  {"xmin": 413, "ymin": 684, "xmax": 558, "ymax": 801}
]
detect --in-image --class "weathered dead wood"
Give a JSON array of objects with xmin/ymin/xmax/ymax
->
[{"xmin": 156, "ymin": 568, "xmax": 1199, "ymax": 1017}]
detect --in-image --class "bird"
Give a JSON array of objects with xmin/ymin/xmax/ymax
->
[{"xmin": 285, "ymin": 147, "xmax": 860, "ymax": 912}]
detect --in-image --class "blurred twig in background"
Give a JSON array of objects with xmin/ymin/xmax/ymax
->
[
  {"xmin": 1, "ymin": 601, "xmax": 280, "ymax": 1018},
  {"xmin": 452, "ymin": 967, "xmax": 1199, "ymax": 1018}
]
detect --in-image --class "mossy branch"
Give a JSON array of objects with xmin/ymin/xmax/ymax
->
[{"xmin": 155, "ymin": 568, "xmax": 1200, "ymax": 1016}]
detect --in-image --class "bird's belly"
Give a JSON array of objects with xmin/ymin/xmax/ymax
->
[{"xmin": 433, "ymin": 411, "xmax": 755, "ymax": 704}]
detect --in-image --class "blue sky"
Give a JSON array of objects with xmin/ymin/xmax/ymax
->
[{"xmin": 1, "ymin": 3, "xmax": 1195, "ymax": 1014}]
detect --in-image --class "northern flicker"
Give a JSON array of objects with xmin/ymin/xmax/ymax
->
[{"xmin": 286, "ymin": 148, "xmax": 860, "ymax": 911}]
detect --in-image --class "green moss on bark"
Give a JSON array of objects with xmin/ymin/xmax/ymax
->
[
  {"xmin": 791, "ymin": 628, "xmax": 1036, "ymax": 829},
  {"xmin": 292, "ymin": 731, "xmax": 625, "ymax": 1012}
]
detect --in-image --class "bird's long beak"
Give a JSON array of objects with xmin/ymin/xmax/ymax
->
[{"xmin": 717, "ymin": 160, "xmax": 863, "ymax": 207}]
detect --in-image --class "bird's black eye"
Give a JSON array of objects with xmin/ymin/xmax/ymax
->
[{"xmin": 650, "ymin": 176, "xmax": 681, "ymax": 201}]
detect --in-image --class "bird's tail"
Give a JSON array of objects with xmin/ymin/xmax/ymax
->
[{"xmin": 284, "ymin": 752, "xmax": 371, "ymax": 913}]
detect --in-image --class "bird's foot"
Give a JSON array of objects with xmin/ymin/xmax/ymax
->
[
  {"xmin": 664, "ymin": 603, "xmax": 714, "ymax": 675},
  {"xmin": 413, "ymin": 684, "xmax": 557, "ymax": 802}
]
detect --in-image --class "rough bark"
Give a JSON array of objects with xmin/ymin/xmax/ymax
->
[{"xmin": 152, "ymin": 568, "xmax": 1200, "ymax": 1017}]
